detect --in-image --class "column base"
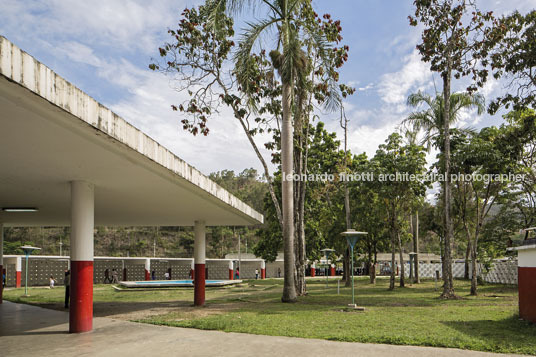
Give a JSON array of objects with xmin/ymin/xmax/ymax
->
[
  {"xmin": 144, "ymin": 269, "xmax": 150, "ymax": 281},
  {"xmin": 261, "ymin": 268, "xmax": 266, "ymax": 279},
  {"xmin": 194, "ymin": 264, "xmax": 205, "ymax": 306},
  {"xmin": 311, "ymin": 268, "xmax": 316, "ymax": 277},
  {"xmin": 16, "ymin": 271, "xmax": 22, "ymax": 288},
  {"xmin": 519, "ymin": 267, "xmax": 536, "ymax": 323},
  {"xmin": 229, "ymin": 269, "xmax": 233, "ymax": 280},
  {"xmin": 69, "ymin": 261, "xmax": 93, "ymax": 333}
]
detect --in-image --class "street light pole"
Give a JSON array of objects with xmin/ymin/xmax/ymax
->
[
  {"xmin": 20, "ymin": 245, "xmax": 40, "ymax": 297},
  {"xmin": 320, "ymin": 248, "xmax": 335, "ymax": 288},
  {"xmin": 341, "ymin": 229, "xmax": 367, "ymax": 309}
]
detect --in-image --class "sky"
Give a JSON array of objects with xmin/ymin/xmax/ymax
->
[{"xmin": 1, "ymin": 0, "xmax": 535, "ymax": 180}]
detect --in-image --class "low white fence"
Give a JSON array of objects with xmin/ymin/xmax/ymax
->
[{"xmin": 402, "ymin": 259, "xmax": 517, "ymax": 285}]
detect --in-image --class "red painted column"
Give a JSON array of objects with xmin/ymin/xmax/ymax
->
[
  {"xmin": 518, "ymin": 267, "xmax": 536, "ymax": 322},
  {"xmin": 228, "ymin": 260, "xmax": 233, "ymax": 280},
  {"xmin": 144, "ymin": 259, "xmax": 151, "ymax": 281},
  {"xmin": 15, "ymin": 256, "xmax": 22, "ymax": 288},
  {"xmin": 194, "ymin": 263, "xmax": 205, "ymax": 306},
  {"xmin": 70, "ymin": 261, "xmax": 93, "ymax": 333},
  {"xmin": 311, "ymin": 267, "xmax": 316, "ymax": 277},
  {"xmin": 330, "ymin": 265, "xmax": 335, "ymax": 276},
  {"xmin": 69, "ymin": 181, "xmax": 94, "ymax": 333},
  {"xmin": 193, "ymin": 221, "xmax": 206, "ymax": 306},
  {"xmin": 261, "ymin": 260, "xmax": 266, "ymax": 279}
]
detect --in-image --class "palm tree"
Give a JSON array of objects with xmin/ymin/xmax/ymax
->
[
  {"xmin": 403, "ymin": 91, "xmax": 484, "ymax": 150},
  {"xmin": 206, "ymin": 0, "xmax": 334, "ymax": 302},
  {"xmin": 403, "ymin": 90, "xmax": 484, "ymax": 293}
]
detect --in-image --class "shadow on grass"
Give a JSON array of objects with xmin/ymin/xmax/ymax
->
[{"xmin": 441, "ymin": 317, "xmax": 536, "ymax": 355}]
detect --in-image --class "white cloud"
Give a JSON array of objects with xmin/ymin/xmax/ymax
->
[
  {"xmin": 56, "ymin": 42, "xmax": 103, "ymax": 67},
  {"xmin": 377, "ymin": 50, "xmax": 433, "ymax": 107}
]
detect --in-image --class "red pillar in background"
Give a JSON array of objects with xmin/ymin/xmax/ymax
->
[
  {"xmin": 15, "ymin": 256, "xmax": 22, "ymax": 288},
  {"xmin": 330, "ymin": 265, "xmax": 335, "ymax": 276},
  {"xmin": 519, "ymin": 267, "xmax": 536, "ymax": 323},
  {"xmin": 261, "ymin": 268, "xmax": 266, "ymax": 279},
  {"xmin": 311, "ymin": 267, "xmax": 316, "ymax": 277},
  {"xmin": 194, "ymin": 264, "xmax": 205, "ymax": 306},
  {"xmin": 144, "ymin": 259, "xmax": 151, "ymax": 281},
  {"xmin": 229, "ymin": 269, "xmax": 233, "ymax": 280},
  {"xmin": 69, "ymin": 261, "xmax": 93, "ymax": 333}
]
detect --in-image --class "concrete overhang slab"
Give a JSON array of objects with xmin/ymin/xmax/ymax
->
[{"xmin": 0, "ymin": 36, "xmax": 263, "ymax": 227}]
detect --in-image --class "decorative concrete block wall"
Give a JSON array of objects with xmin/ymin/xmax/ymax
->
[{"xmin": 266, "ymin": 261, "xmax": 284, "ymax": 278}]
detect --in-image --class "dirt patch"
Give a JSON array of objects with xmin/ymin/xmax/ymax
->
[{"xmin": 96, "ymin": 301, "xmax": 244, "ymax": 321}]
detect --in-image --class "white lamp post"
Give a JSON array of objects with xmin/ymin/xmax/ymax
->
[
  {"xmin": 20, "ymin": 245, "xmax": 40, "ymax": 297},
  {"xmin": 340, "ymin": 229, "xmax": 367, "ymax": 309},
  {"xmin": 320, "ymin": 248, "xmax": 335, "ymax": 288}
]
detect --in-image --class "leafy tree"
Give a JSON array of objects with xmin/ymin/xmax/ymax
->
[
  {"xmin": 409, "ymin": 0, "xmax": 494, "ymax": 298},
  {"xmin": 372, "ymin": 133, "xmax": 427, "ymax": 290},
  {"xmin": 486, "ymin": 10, "xmax": 536, "ymax": 114}
]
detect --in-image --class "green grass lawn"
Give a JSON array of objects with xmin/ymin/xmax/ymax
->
[{"xmin": 4, "ymin": 278, "xmax": 535, "ymax": 355}]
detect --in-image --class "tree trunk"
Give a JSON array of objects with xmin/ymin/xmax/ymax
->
[
  {"xmin": 414, "ymin": 210, "xmax": 420, "ymax": 283},
  {"xmin": 389, "ymin": 221, "xmax": 396, "ymax": 291},
  {"xmin": 398, "ymin": 232, "xmax": 405, "ymax": 288},
  {"xmin": 441, "ymin": 61, "xmax": 456, "ymax": 299},
  {"xmin": 370, "ymin": 249, "xmax": 377, "ymax": 284},
  {"xmin": 220, "ymin": 82, "xmax": 283, "ymax": 231},
  {"xmin": 470, "ymin": 244, "xmax": 478, "ymax": 295},
  {"xmin": 294, "ymin": 120, "xmax": 308, "ymax": 296},
  {"xmin": 464, "ymin": 238, "xmax": 471, "ymax": 280},
  {"xmin": 281, "ymin": 79, "xmax": 297, "ymax": 303}
]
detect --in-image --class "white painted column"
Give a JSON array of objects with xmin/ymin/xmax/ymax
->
[
  {"xmin": 15, "ymin": 256, "xmax": 22, "ymax": 288},
  {"xmin": 194, "ymin": 220, "xmax": 206, "ymax": 306},
  {"xmin": 261, "ymin": 260, "xmax": 266, "ymax": 279},
  {"xmin": 144, "ymin": 258, "xmax": 151, "ymax": 280},
  {"xmin": 228, "ymin": 260, "xmax": 234, "ymax": 280},
  {"xmin": 69, "ymin": 181, "xmax": 94, "ymax": 333}
]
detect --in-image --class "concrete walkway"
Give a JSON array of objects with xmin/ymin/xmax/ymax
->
[{"xmin": 0, "ymin": 301, "xmax": 525, "ymax": 357}]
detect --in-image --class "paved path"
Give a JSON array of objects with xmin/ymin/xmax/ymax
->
[{"xmin": 0, "ymin": 301, "xmax": 525, "ymax": 357}]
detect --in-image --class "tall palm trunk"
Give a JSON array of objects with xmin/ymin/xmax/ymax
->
[
  {"xmin": 413, "ymin": 211, "xmax": 420, "ymax": 283},
  {"xmin": 441, "ymin": 59, "xmax": 455, "ymax": 298},
  {"xmin": 281, "ymin": 78, "xmax": 297, "ymax": 302},
  {"xmin": 342, "ymin": 107, "xmax": 352, "ymax": 287},
  {"xmin": 389, "ymin": 210, "xmax": 397, "ymax": 291}
]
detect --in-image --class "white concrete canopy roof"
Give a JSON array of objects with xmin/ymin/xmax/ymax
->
[{"xmin": 0, "ymin": 36, "xmax": 263, "ymax": 227}]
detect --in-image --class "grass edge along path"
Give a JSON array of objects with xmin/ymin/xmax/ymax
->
[{"xmin": 3, "ymin": 278, "xmax": 535, "ymax": 355}]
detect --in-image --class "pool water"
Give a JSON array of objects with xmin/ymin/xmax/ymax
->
[{"xmin": 134, "ymin": 280, "xmax": 223, "ymax": 284}]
